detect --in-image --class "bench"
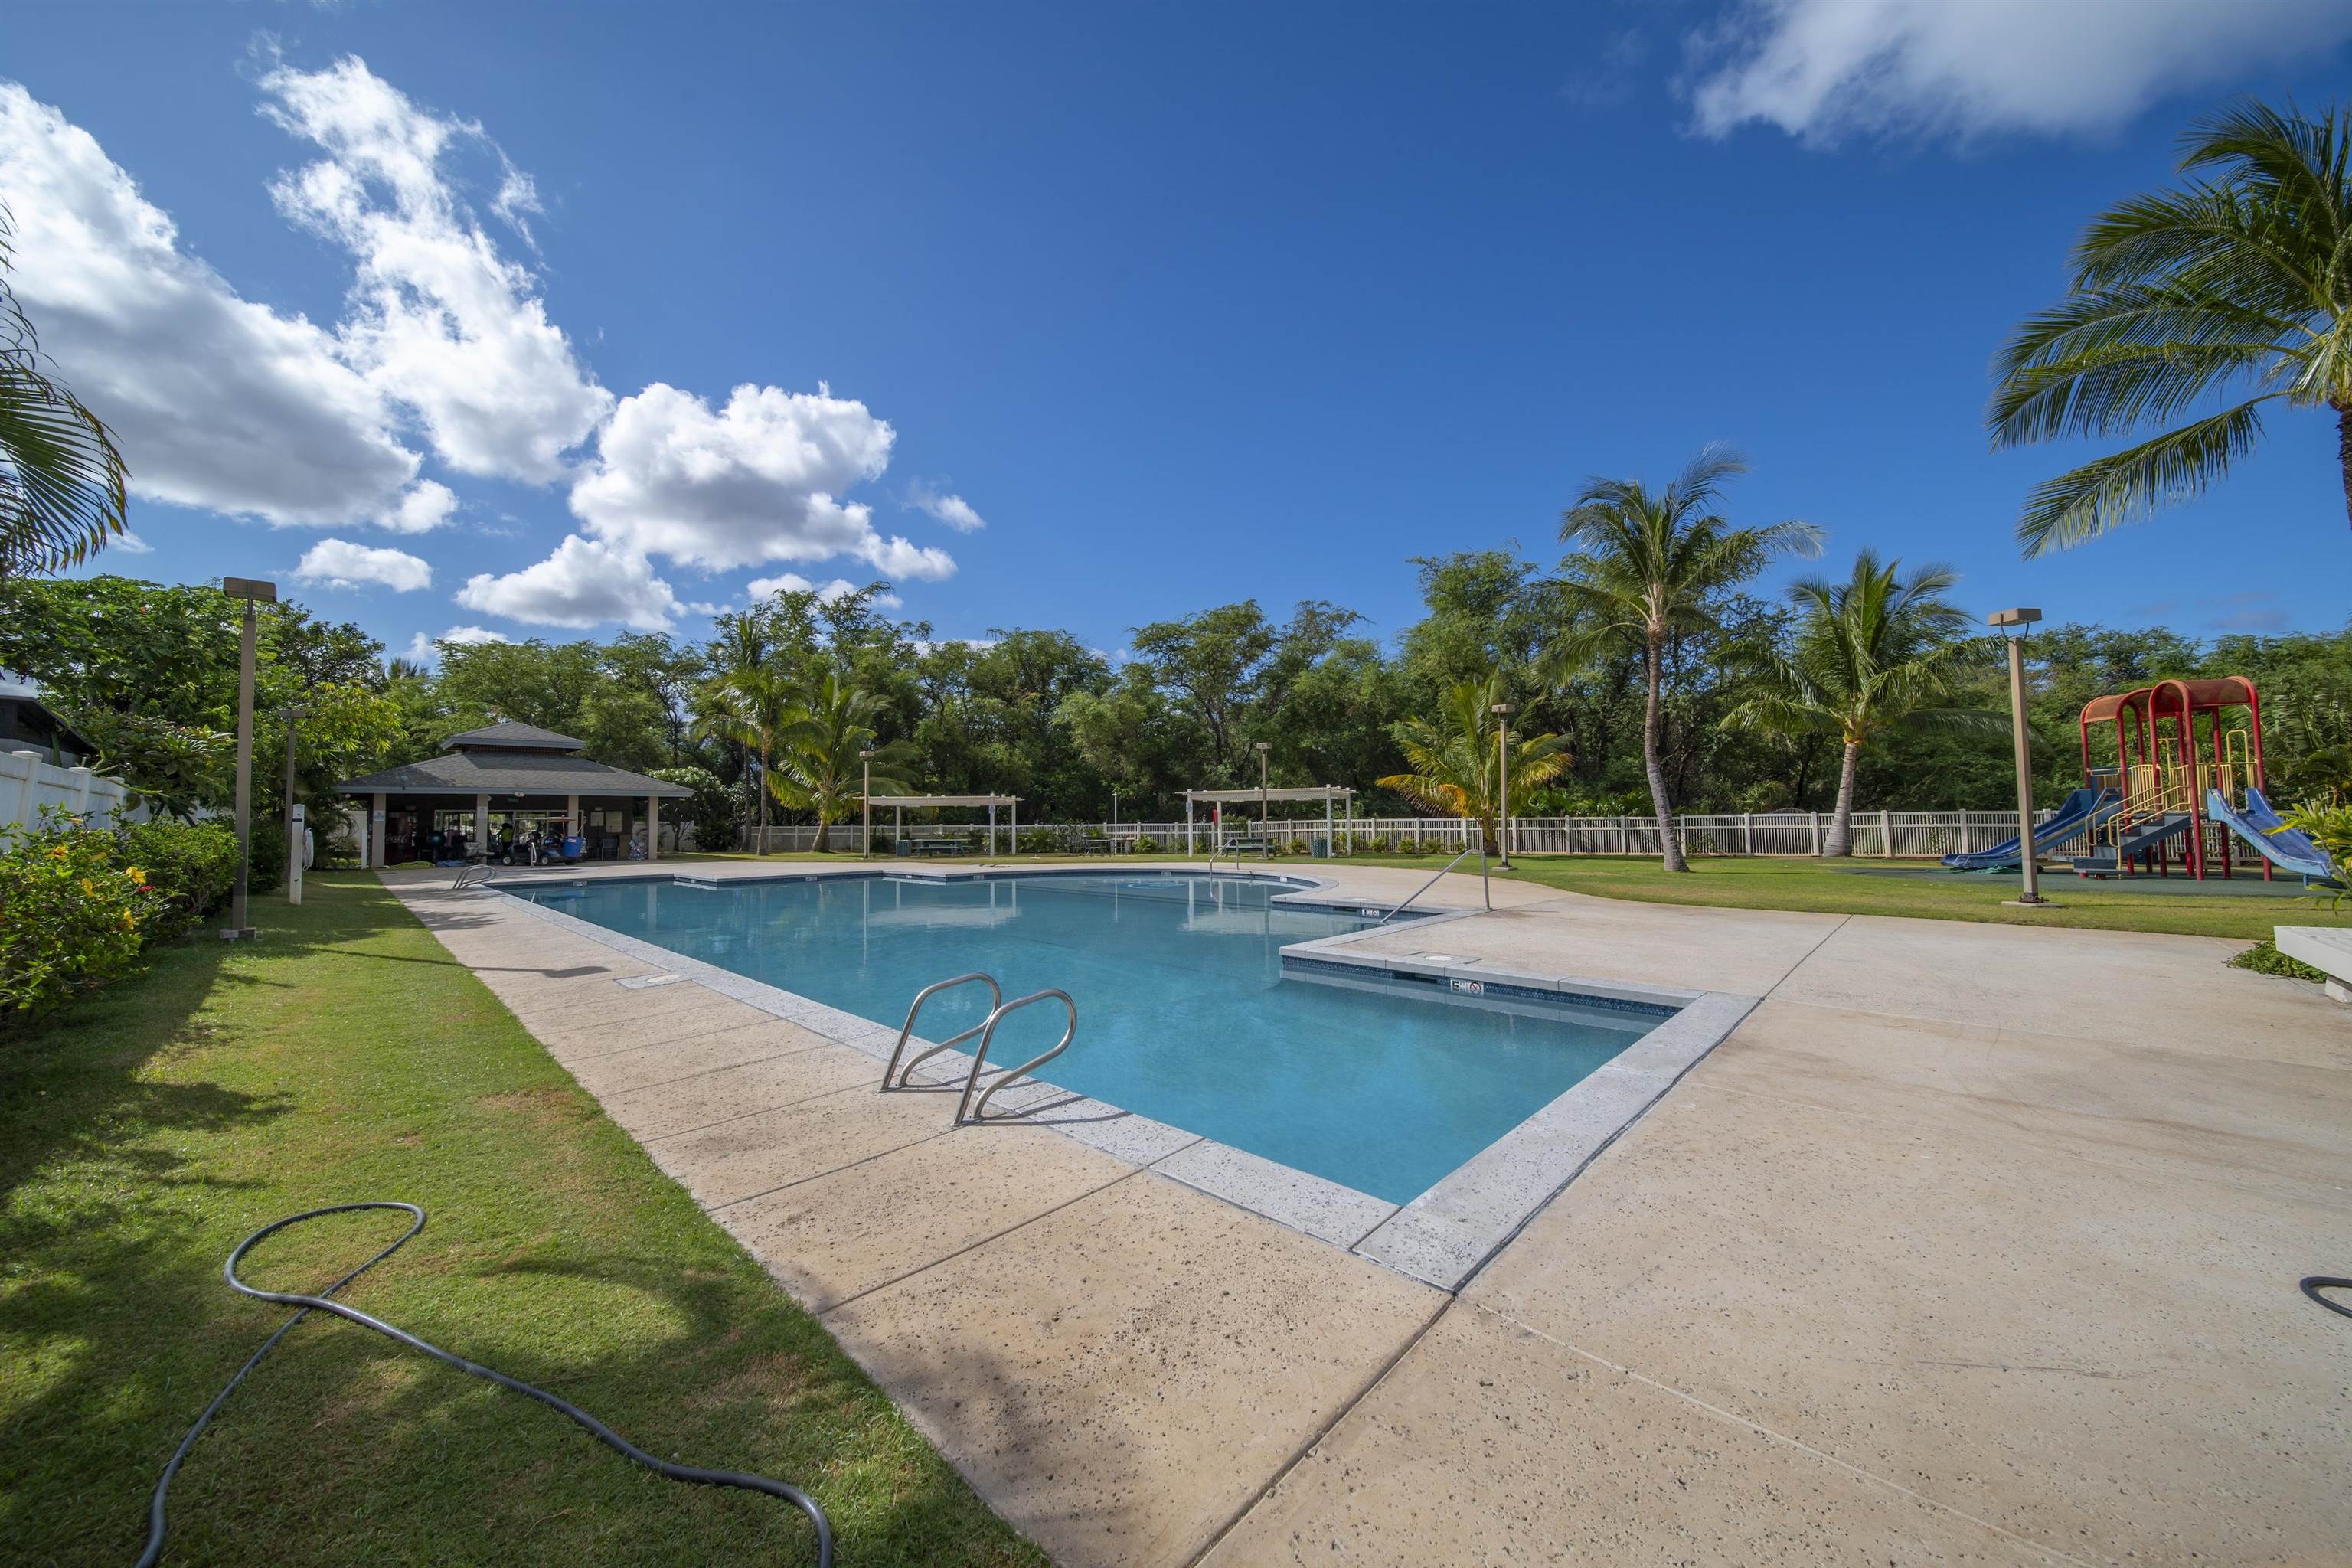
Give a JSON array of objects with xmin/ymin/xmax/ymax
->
[
  {"xmin": 1218, "ymin": 836, "xmax": 1270, "ymax": 859},
  {"xmin": 2275, "ymin": 926, "xmax": 2352, "ymax": 1006},
  {"xmin": 1076, "ymin": 835, "xmax": 1114, "ymax": 855},
  {"xmin": 906, "ymin": 837, "xmax": 967, "ymax": 858}
]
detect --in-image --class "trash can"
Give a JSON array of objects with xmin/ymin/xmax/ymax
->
[
  {"xmin": 1311, "ymin": 836, "xmax": 1331, "ymax": 859},
  {"xmin": 896, "ymin": 839, "xmax": 913, "ymax": 858}
]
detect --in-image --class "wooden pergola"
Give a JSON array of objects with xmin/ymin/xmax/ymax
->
[
  {"xmin": 1182, "ymin": 786, "xmax": 1354, "ymax": 857},
  {"xmin": 860, "ymin": 793, "xmax": 1023, "ymax": 857}
]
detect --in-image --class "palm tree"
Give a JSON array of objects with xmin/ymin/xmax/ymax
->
[
  {"xmin": 1552, "ymin": 447, "xmax": 1821, "ymax": 872},
  {"xmin": 693, "ymin": 662, "xmax": 798, "ymax": 851},
  {"xmin": 1990, "ymin": 100, "xmax": 2352, "ymax": 554},
  {"xmin": 769, "ymin": 671, "xmax": 916, "ymax": 851},
  {"xmin": 1724, "ymin": 550, "xmax": 1998, "ymax": 857},
  {"xmin": 2, "ymin": 203, "xmax": 128, "ymax": 578},
  {"xmin": 1378, "ymin": 671, "xmax": 1570, "ymax": 855}
]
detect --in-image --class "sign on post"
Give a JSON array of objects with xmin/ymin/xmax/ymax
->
[{"xmin": 287, "ymin": 803, "xmax": 305, "ymax": 906}]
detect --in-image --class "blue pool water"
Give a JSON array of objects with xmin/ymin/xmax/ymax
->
[{"xmin": 521, "ymin": 872, "xmax": 1661, "ymax": 1204}]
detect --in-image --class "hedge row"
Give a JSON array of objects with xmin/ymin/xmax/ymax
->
[{"xmin": 0, "ymin": 812, "xmax": 239, "ymax": 1028}]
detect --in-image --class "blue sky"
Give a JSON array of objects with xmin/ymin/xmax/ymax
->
[{"xmin": 6, "ymin": 1, "xmax": 2350, "ymax": 662}]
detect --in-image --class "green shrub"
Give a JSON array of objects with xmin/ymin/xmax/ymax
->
[
  {"xmin": 651, "ymin": 766, "xmax": 740, "ymax": 850},
  {"xmin": 116, "ymin": 818, "xmax": 238, "ymax": 938},
  {"xmin": 1132, "ymin": 835, "xmax": 1162, "ymax": 854},
  {"xmin": 245, "ymin": 814, "xmax": 288, "ymax": 895},
  {"xmin": 0, "ymin": 812, "xmax": 163, "ymax": 1027},
  {"xmin": 2228, "ymin": 938, "xmax": 2327, "ymax": 983}
]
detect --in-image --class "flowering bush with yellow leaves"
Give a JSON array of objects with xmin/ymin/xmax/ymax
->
[{"xmin": 0, "ymin": 809, "xmax": 165, "ymax": 1027}]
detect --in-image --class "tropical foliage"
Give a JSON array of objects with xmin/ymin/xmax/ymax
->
[
  {"xmin": 766, "ymin": 671, "xmax": 918, "ymax": 851},
  {"xmin": 1378, "ymin": 673, "xmax": 1570, "ymax": 855},
  {"xmin": 1991, "ymin": 100, "xmax": 2352, "ymax": 554},
  {"xmin": 0, "ymin": 204, "xmax": 129, "ymax": 580},
  {"xmin": 1724, "ymin": 552, "xmax": 1998, "ymax": 857},
  {"xmin": 0, "ymin": 811, "xmax": 159, "ymax": 1026},
  {"xmin": 1551, "ymin": 448, "xmax": 1821, "ymax": 871}
]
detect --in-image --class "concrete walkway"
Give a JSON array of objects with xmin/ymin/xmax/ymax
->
[{"xmin": 387, "ymin": 860, "xmax": 2351, "ymax": 1566}]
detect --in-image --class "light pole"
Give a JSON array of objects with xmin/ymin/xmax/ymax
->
[
  {"xmin": 1254, "ymin": 740, "xmax": 1271, "ymax": 860},
  {"xmin": 1491, "ymin": 701, "xmax": 1517, "ymax": 869},
  {"xmin": 859, "ymin": 748, "xmax": 876, "ymax": 859},
  {"xmin": 1988, "ymin": 607, "xmax": 2050, "ymax": 906},
  {"xmin": 277, "ymin": 704, "xmax": 311, "ymax": 905},
  {"xmin": 220, "ymin": 578, "xmax": 275, "ymax": 939}
]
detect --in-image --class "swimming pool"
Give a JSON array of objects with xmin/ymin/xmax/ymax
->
[{"xmin": 519, "ymin": 871, "xmax": 1667, "ymax": 1204}]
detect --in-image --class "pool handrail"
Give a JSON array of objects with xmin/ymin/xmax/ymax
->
[
  {"xmin": 1373, "ymin": 843, "xmax": 1489, "ymax": 923},
  {"xmin": 956, "ymin": 989, "xmax": 1079, "ymax": 1125},
  {"xmin": 881, "ymin": 972, "xmax": 1004, "ymax": 1091},
  {"xmin": 452, "ymin": 863, "xmax": 499, "ymax": 892}
]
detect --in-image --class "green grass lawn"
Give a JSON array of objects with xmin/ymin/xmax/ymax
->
[
  {"xmin": 674, "ymin": 847, "xmax": 2342, "ymax": 941},
  {"xmin": 0, "ymin": 874, "xmax": 1043, "ymax": 1568}
]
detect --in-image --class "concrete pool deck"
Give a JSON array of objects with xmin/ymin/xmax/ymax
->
[{"xmin": 383, "ymin": 858, "xmax": 2352, "ymax": 1566}]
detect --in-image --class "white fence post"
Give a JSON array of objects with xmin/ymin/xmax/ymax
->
[{"xmin": 1810, "ymin": 812, "xmax": 1822, "ymax": 855}]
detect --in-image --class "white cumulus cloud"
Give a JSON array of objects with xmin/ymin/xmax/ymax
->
[
  {"xmin": 292, "ymin": 537, "xmax": 433, "ymax": 592},
  {"xmin": 259, "ymin": 55, "xmax": 612, "ymax": 483},
  {"xmin": 1687, "ymin": 0, "xmax": 2352, "ymax": 143},
  {"xmin": 743, "ymin": 573, "xmax": 902, "ymax": 609},
  {"xmin": 456, "ymin": 534, "xmax": 679, "ymax": 629},
  {"xmin": 570, "ymin": 381, "xmax": 952, "ymax": 580},
  {"xmin": 403, "ymin": 624, "xmax": 511, "ymax": 663},
  {"xmin": 907, "ymin": 478, "xmax": 985, "ymax": 532},
  {"xmin": 0, "ymin": 81, "xmax": 430, "ymax": 527},
  {"xmin": 109, "ymin": 531, "xmax": 153, "ymax": 555},
  {"xmin": 374, "ymin": 478, "xmax": 456, "ymax": 533}
]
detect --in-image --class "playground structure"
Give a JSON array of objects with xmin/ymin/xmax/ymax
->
[
  {"xmin": 2073, "ymin": 676, "xmax": 2266, "ymax": 881},
  {"xmin": 1939, "ymin": 672, "xmax": 2340, "ymax": 885}
]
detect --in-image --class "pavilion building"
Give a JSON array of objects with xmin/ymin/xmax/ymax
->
[{"xmin": 340, "ymin": 721, "xmax": 692, "ymax": 866}]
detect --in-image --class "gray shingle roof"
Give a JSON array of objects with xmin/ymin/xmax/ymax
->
[
  {"xmin": 339, "ymin": 750, "xmax": 692, "ymax": 797},
  {"xmin": 443, "ymin": 721, "xmax": 586, "ymax": 751}
]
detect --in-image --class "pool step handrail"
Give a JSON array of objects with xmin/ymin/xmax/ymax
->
[
  {"xmin": 452, "ymin": 863, "xmax": 500, "ymax": 892},
  {"xmin": 880, "ymin": 972, "xmax": 1004, "ymax": 1091},
  {"xmin": 1373, "ymin": 842, "xmax": 1489, "ymax": 923},
  {"xmin": 956, "ymin": 989, "xmax": 1079, "ymax": 1125}
]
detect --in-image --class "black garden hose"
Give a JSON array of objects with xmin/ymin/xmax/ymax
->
[
  {"xmin": 138, "ymin": 1202, "xmax": 831, "ymax": 1567},
  {"xmin": 2304, "ymin": 1276, "xmax": 2352, "ymax": 1319}
]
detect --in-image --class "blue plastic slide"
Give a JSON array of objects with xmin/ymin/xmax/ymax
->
[
  {"xmin": 1940, "ymin": 786, "xmax": 2116, "ymax": 871},
  {"xmin": 2205, "ymin": 786, "xmax": 2342, "ymax": 886}
]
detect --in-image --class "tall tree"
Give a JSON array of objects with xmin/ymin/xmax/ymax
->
[
  {"xmin": 769, "ymin": 671, "xmax": 916, "ymax": 851},
  {"xmin": 1551, "ymin": 447, "xmax": 1820, "ymax": 871},
  {"xmin": 0, "ymin": 204, "xmax": 128, "ymax": 579},
  {"xmin": 1724, "ymin": 551, "xmax": 1996, "ymax": 856},
  {"xmin": 1378, "ymin": 671, "xmax": 1570, "ymax": 855},
  {"xmin": 1990, "ymin": 101, "xmax": 2352, "ymax": 554},
  {"xmin": 694, "ymin": 662, "xmax": 799, "ymax": 846}
]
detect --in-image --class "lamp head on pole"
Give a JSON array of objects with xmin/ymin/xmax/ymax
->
[
  {"xmin": 222, "ymin": 577, "xmax": 278, "ymax": 604},
  {"xmin": 1986, "ymin": 606, "xmax": 2041, "ymax": 639},
  {"xmin": 1490, "ymin": 702, "xmax": 1516, "ymax": 717},
  {"xmin": 1253, "ymin": 741, "xmax": 1270, "ymax": 753}
]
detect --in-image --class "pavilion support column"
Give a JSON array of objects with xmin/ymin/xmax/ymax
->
[
  {"xmin": 371, "ymin": 792, "xmax": 386, "ymax": 867},
  {"xmin": 647, "ymin": 795, "xmax": 660, "ymax": 861},
  {"xmin": 473, "ymin": 794, "xmax": 489, "ymax": 862},
  {"xmin": 565, "ymin": 795, "xmax": 578, "ymax": 849}
]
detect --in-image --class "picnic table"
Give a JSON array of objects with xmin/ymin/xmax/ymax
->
[{"xmin": 904, "ymin": 837, "xmax": 968, "ymax": 858}]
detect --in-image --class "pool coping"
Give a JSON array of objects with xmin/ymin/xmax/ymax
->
[{"xmin": 479, "ymin": 864, "xmax": 1758, "ymax": 1292}]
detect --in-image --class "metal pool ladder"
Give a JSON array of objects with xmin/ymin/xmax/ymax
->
[
  {"xmin": 880, "ymin": 972, "xmax": 1079, "ymax": 1125},
  {"xmin": 452, "ymin": 864, "xmax": 500, "ymax": 892},
  {"xmin": 1373, "ymin": 843, "xmax": 1489, "ymax": 923}
]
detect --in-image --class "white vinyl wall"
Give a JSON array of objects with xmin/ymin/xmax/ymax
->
[{"xmin": 2, "ymin": 749, "xmax": 138, "ymax": 831}]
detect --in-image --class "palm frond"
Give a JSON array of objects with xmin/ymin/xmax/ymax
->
[{"xmin": 2015, "ymin": 397, "xmax": 2272, "ymax": 556}]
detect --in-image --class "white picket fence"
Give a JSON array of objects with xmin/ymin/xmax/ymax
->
[
  {"xmin": 740, "ymin": 808, "xmax": 2115, "ymax": 860},
  {"xmin": 2, "ymin": 748, "xmax": 139, "ymax": 831}
]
